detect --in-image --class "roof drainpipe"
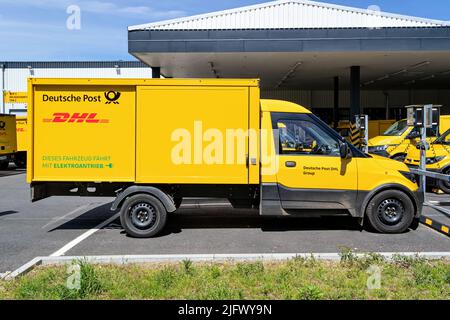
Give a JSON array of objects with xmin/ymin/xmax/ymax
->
[{"xmin": 383, "ymin": 91, "xmax": 389, "ymax": 120}]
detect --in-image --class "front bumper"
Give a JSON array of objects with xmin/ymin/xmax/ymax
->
[
  {"xmin": 368, "ymin": 149, "xmax": 390, "ymax": 158},
  {"xmin": 406, "ymin": 165, "xmax": 440, "ymax": 187},
  {"xmin": 412, "ymin": 189, "xmax": 424, "ymax": 218}
]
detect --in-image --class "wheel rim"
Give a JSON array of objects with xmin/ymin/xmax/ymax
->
[
  {"xmin": 377, "ymin": 198, "xmax": 404, "ymax": 225},
  {"xmin": 129, "ymin": 202, "xmax": 157, "ymax": 229}
]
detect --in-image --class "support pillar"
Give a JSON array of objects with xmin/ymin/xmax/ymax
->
[
  {"xmin": 333, "ymin": 76, "xmax": 339, "ymax": 128},
  {"xmin": 152, "ymin": 67, "xmax": 161, "ymax": 79}
]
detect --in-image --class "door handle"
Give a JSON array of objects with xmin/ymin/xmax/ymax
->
[{"xmin": 285, "ymin": 161, "xmax": 297, "ymax": 168}]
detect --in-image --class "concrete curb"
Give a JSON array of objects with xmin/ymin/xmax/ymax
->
[
  {"xmin": 3, "ymin": 252, "xmax": 450, "ymax": 280},
  {"xmin": 420, "ymin": 215, "xmax": 450, "ymax": 236},
  {"xmin": 1, "ymin": 257, "xmax": 42, "ymax": 280}
]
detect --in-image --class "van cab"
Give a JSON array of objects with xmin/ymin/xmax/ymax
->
[
  {"xmin": 368, "ymin": 116, "xmax": 450, "ymax": 161},
  {"xmin": 260, "ymin": 100, "xmax": 421, "ymax": 234},
  {"xmin": 404, "ymin": 128, "xmax": 450, "ymax": 193}
]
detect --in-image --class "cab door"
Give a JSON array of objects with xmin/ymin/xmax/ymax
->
[{"xmin": 272, "ymin": 113, "xmax": 358, "ymax": 211}]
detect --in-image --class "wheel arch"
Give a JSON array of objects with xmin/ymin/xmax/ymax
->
[
  {"xmin": 111, "ymin": 186, "xmax": 176, "ymax": 213},
  {"xmin": 359, "ymin": 184, "xmax": 421, "ymax": 219},
  {"xmin": 439, "ymin": 164, "xmax": 450, "ymax": 174}
]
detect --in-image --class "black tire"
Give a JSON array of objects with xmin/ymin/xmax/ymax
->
[
  {"xmin": 119, "ymin": 194, "xmax": 167, "ymax": 238},
  {"xmin": 365, "ymin": 190, "xmax": 414, "ymax": 234},
  {"xmin": 437, "ymin": 167, "xmax": 450, "ymax": 194},
  {"xmin": 391, "ymin": 154, "xmax": 406, "ymax": 162},
  {"xmin": 0, "ymin": 161, "xmax": 9, "ymax": 170}
]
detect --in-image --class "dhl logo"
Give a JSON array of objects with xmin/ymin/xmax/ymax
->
[{"xmin": 43, "ymin": 113, "xmax": 109, "ymax": 123}]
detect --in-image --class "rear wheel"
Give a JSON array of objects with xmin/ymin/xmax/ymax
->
[
  {"xmin": 120, "ymin": 194, "xmax": 167, "ymax": 238},
  {"xmin": 365, "ymin": 190, "xmax": 414, "ymax": 233}
]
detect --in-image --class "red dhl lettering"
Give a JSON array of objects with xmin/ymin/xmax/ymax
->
[{"xmin": 43, "ymin": 113, "xmax": 109, "ymax": 123}]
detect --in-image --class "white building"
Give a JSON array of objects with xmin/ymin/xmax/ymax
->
[
  {"xmin": 0, "ymin": 61, "xmax": 152, "ymax": 115},
  {"xmin": 128, "ymin": 0, "xmax": 450, "ymax": 122}
]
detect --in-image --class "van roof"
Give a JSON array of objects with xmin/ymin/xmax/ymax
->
[{"xmin": 260, "ymin": 99, "xmax": 311, "ymax": 114}]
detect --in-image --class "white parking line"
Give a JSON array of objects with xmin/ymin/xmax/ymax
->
[
  {"xmin": 49, "ymin": 212, "xmax": 120, "ymax": 257},
  {"xmin": 47, "ymin": 201, "xmax": 237, "ymax": 258}
]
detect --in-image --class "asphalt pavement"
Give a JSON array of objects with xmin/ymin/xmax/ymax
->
[{"xmin": 0, "ymin": 170, "xmax": 449, "ymax": 273}]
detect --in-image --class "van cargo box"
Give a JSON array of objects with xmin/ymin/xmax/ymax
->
[{"xmin": 27, "ymin": 78, "xmax": 260, "ymax": 185}]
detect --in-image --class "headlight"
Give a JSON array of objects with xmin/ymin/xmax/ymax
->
[
  {"xmin": 426, "ymin": 156, "xmax": 445, "ymax": 164},
  {"xmin": 399, "ymin": 171, "xmax": 417, "ymax": 184},
  {"xmin": 368, "ymin": 145, "xmax": 389, "ymax": 152}
]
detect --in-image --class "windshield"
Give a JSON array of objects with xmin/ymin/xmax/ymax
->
[
  {"xmin": 434, "ymin": 129, "xmax": 450, "ymax": 145},
  {"xmin": 383, "ymin": 120, "xmax": 409, "ymax": 136}
]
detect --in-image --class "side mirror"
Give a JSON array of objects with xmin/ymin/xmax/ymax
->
[
  {"xmin": 406, "ymin": 131, "xmax": 420, "ymax": 139},
  {"xmin": 339, "ymin": 142, "xmax": 352, "ymax": 159}
]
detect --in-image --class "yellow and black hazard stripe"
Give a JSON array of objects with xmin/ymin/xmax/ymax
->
[
  {"xmin": 420, "ymin": 216, "xmax": 450, "ymax": 236},
  {"xmin": 350, "ymin": 122, "xmax": 361, "ymax": 148}
]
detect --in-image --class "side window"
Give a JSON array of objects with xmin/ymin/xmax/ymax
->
[{"xmin": 276, "ymin": 119, "xmax": 340, "ymax": 156}]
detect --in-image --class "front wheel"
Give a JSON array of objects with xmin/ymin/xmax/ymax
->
[
  {"xmin": 437, "ymin": 167, "xmax": 450, "ymax": 194},
  {"xmin": 365, "ymin": 190, "xmax": 414, "ymax": 233},
  {"xmin": 120, "ymin": 194, "xmax": 167, "ymax": 238}
]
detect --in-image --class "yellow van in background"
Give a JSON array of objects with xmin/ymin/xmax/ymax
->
[
  {"xmin": 404, "ymin": 128, "xmax": 450, "ymax": 194},
  {"xmin": 14, "ymin": 116, "xmax": 28, "ymax": 168},
  {"xmin": 368, "ymin": 116, "xmax": 450, "ymax": 161},
  {"xmin": 0, "ymin": 114, "xmax": 17, "ymax": 170}
]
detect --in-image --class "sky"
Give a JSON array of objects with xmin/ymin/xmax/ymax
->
[{"xmin": 0, "ymin": 0, "xmax": 449, "ymax": 61}]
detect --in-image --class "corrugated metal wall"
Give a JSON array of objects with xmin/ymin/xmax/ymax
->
[{"xmin": 1, "ymin": 63, "xmax": 152, "ymax": 115}]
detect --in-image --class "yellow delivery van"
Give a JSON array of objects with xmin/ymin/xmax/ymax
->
[
  {"xmin": 0, "ymin": 114, "xmax": 17, "ymax": 170},
  {"xmin": 404, "ymin": 128, "xmax": 450, "ymax": 194},
  {"xmin": 28, "ymin": 78, "xmax": 423, "ymax": 237},
  {"xmin": 14, "ymin": 116, "xmax": 28, "ymax": 168},
  {"xmin": 368, "ymin": 116, "xmax": 450, "ymax": 161}
]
